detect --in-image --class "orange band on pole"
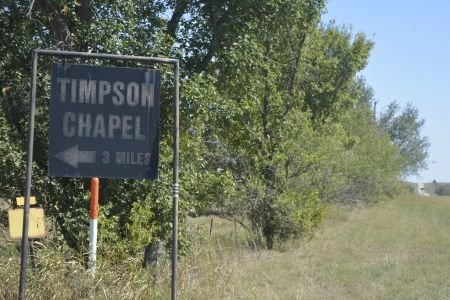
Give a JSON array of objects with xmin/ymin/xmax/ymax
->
[{"xmin": 90, "ymin": 177, "xmax": 99, "ymax": 219}]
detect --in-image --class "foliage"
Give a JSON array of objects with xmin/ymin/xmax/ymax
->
[
  {"xmin": 378, "ymin": 101, "xmax": 429, "ymax": 176},
  {"xmin": 340, "ymin": 107, "xmax": 403, "ymax": 202},
  {"xmin": 198, "ymin": 16, "xmax": 381, "ymax": 247},
  {"xmin": 300, "ymin": 24, "xmax": 374, "ymax": 123},
  {"xmin": 0, "ymin": 0, "xmax": 429, "ymax": 257},
  {"xmin": 434, "ymin": 184, "xmax": 450, "ymax": 196},
  {"xmin": 271, "ymin": 191, "xmax": 327, "ymax": 243},
  {"xmin": 0, "ymin": 108, "xmax": 25, "ymax": 203},
  {"xmin": 350, "ymin": 76, "xmax": 375, "ymax": 107},
  {"xmin": 0, "ymin": 1, "xmax": 188, "ymax": 255}
]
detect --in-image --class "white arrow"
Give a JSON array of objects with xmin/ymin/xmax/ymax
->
[{"xmin": 54, "ymin": 145, "xmax": 96, "ymax": 168}]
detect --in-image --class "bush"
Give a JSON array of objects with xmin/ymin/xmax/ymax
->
[
  {"xmin": 435, "ymin": 184, "xmax": 450, "ymax": 196},
  {"xmin": 248, "ymin": 190, "xmax": 328, "ymax": 249}
]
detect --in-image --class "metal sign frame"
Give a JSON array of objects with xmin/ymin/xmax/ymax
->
[{"xmin": 19, "ymin": 50, "xmax": 180, "ymax": 300}]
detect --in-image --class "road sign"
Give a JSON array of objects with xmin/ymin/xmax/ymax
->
[
  {"xmin": 9, "ymin": 208, "xmax": 46, "ymax": 239},
  {"xmin": 48, "ymin": 63, "xmax": 160, "ymax": 179},
  {"xmin": 16, "ymin": 196, "xmax": 36, "ymax": 206}
]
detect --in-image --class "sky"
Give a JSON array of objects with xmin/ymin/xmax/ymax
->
[{"xmin": 322, "ymin": 0, "xmax": 450, "ymax": 183}]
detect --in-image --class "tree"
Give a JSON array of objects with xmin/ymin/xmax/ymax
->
[
  {"xmin": 0, "ymin": 0, "xmax": 192, "ymax": 258},
  {"xmin": 194, "ymin": 12, "xmax": 378, "ymax": 246},
  {"xmin": 349, "ymin": 76, "xmax": 375, "ymax": 108},
  {"xmin": 299, "ymin": 23, "xmax": 374, "ymax": 124},
  {"xmin": 0, "ymin": 0, "xmax": 416, "ymax": 255},
  {"xmin": 378, "ymin": 102, "xmax": 429, "ymax": 176}
]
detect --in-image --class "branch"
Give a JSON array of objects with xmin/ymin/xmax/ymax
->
[
  {"xmin": 167, "ymin": 0, "xmax": 192, "ymax": 39},
  {"xmin": 35, "ymin": 0, "xmax": 72, "ymax": 48},
  {"xmin": 220, "ymin": 214, "xmax": 249, "ymax": 232},
  {"xmin": 201, "ymin": 210, "xmax": 249, "ymax": 231},
  {"xmin": 195, "ymin": 6, "xmax": 231, "ymax": 73},
  {"xmin": 26, "ymin": 0, "xmax": 36, "ymax": 18}
]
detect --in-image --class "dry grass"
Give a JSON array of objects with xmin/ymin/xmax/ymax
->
[
  {"xmin": 180, "ymin": 196, "xmax": 450, "ymax": 299},
  {"xmin": 2, "ymin": 195, "xmax": 450, "ymax": 299}
]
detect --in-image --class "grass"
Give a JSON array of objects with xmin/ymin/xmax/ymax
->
[
  {"xmin": 182, "ymin": 196, "xmax": 450, "ymax": 299},
  {"xmin": 2, "ymin": 195, "xmax": 450, "ymax": 299}
]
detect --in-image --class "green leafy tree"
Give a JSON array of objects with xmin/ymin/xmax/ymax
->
[
  {"xmin": 0, "ymin": 0, "xmax": 418, "ymax": 255},
  {"xmin": 349, "ymin": 76, "xmax": 375, "ymax": 108},
  {"xmin": 0, "ymin": 1, "xmax": 191, "ymax": 258},
  {"xmin": 193, "ymin": 13, "xmax": 377, "ymax": 246},
  {"xmin": 378, "ymin": 102, "xmax": 429, "ymax": 176},
  {"xmin": 300, "ymin": 23, "xmax": 374, "ymax": 124}
]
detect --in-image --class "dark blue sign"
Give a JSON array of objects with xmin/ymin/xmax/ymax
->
[{"xmin": 48, "ymin": 63, "xmax": 160, "ymax": 179}]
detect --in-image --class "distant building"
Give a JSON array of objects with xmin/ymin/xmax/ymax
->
[{"xmin": 417, "ymin": 182, "xmax": 430, "ymax": 196}]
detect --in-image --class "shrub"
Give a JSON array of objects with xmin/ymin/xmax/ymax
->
[{"xmin": 435, "ymin": 184, "xmax": 450, "ymax": 196}]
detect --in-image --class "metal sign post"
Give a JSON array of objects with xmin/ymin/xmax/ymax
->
[
  {"xmin": 19, "ymin": 50, "xmax": 180, "ymax": 299},
  {"xmin": 171, "ymin": 59, "xmax": 180, "ymax": 300},
  {"xmin": 19, "ymin": 50, "xmax": 38, "ymax": 300}
]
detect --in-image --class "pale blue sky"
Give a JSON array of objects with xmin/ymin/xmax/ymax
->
[{"xmin": 322, "ymin": 0, "xmax": 450, "ymax": 182}]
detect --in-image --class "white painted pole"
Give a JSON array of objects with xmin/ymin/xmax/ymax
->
[
  {"xmin": 89, "ymin": 178, "xmax": 99, "ymax": 276},
  {"xmin": 89, "ymin": 219, "xmax": 98, "ymax": 273}
]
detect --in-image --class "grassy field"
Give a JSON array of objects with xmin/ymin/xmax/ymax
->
[
  {"xmin": 180, "ymin": 195, "xmax": 450, "ymax": 299},
  {"xmin": 2, "ymin": 195, "xmax": 450, "ymax": 299}
]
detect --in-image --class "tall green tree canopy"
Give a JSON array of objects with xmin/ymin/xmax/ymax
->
[{"xmin": 378, "ymin": 102, "xmax": 429, "ymax": 176}]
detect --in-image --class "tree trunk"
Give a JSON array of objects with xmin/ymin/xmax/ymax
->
[{"xmin": 143, "ymin": 241, "xmax": 161, "ymax": 282}]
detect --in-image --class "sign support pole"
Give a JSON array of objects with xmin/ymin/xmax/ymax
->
[
  {"xmin": 171, "ymin": 60, "xmax": 180, "ymax": 300},
  {"xmin": 89, "ymin": 177, "xmax": 99, "ymax": 276},
  {"xmin": 19, "ymin": 50, "xmax": 38, "ymax": 300}
]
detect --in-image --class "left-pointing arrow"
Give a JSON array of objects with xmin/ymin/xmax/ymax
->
[{"xmin": 54, "ymin": 145, "xmax": 96, "ymax": 168}]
